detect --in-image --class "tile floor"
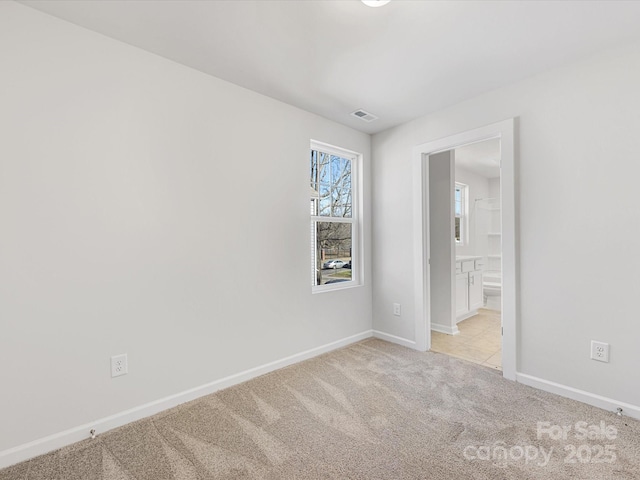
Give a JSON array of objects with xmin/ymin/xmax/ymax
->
[{"xmin": 430, "ymin": 309, "xmax": 502, "ymax": 370}]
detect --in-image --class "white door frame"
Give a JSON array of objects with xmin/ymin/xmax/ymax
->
[{"xmin": 412, "ymin": 118, "xmax": 517, "ymax": 380}]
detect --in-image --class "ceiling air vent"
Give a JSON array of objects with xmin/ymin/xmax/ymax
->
[{"xmin": 350, "ymin": 109, "xmax": 378, "ymax": 122}]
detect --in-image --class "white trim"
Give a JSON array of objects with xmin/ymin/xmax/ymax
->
[
  {"xmin": 311, "ymin": 216, "xmax": 353, "ymax": 224},
  {"xmin": 309, "ymin": 140, "xmax": 359, "ymax": 161},
  {"xmin": 430, "ymin": 323, "xmax": 460, "ymax": 336},
  {"xmin": 0, "ymin": 330, "xmax": 373, "ymax": 470},
  {"xmin": 455, "ymin": 310, "xmax": 478, "ymax": 323},
  {"xmin": 516, "ymin": 372, "xmax": 640, "ymax": 420},
  {"xmin": 412, "ymin": 148, "xmax": 430, "ymax": 351},
  {"xmin": 372, "ymin": 330, "xmax": 417, "ymax": 349},
  {"xmin": 412, "ymin": 118, "xmax": 517, "ymax": 380},
  {"xmin": 312, "ymin": 282, "xmax": 363, "ymax": 294}
]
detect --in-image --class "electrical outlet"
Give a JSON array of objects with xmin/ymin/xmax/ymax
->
[
  {"xmin": 111, "ymin": 354, "xmax": 128, "ymax": 377},
  {"xmin": 590, "ymin": 341, "xmax": 609, "ymax": 363},
  {"xmin": 393, "ymin": 303, "xmax": 401, "ymax": 316}
]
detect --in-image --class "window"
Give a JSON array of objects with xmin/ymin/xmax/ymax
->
[
  {"xmin": 455, "ymin": 182, "xmax": 468, "ymax": 244},
  {"xmin": 310, "ymin": 141, "xmax": 360, "ymax": 291}
]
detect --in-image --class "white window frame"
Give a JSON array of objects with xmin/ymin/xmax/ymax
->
[
  {"xmin": 310, "ymin": 140, "xmax": 362, "ymax": 293},
  {"xmin": 455, "ymin": 182, "xmax": 468, "ymax": 245}
]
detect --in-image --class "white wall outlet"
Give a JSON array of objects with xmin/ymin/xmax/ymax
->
[
  {"xmin": 393, "ymin": 303, "xmax": 401, "ymax": 316},
  {"xmin": 590, "ymin": 341, "xmax": 609, "ymax": 363},
  {"xmin": 111, "ymin": 354, "xmax": 128, "ymax": 377}
]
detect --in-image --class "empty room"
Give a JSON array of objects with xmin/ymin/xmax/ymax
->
[{"xmin": 2, "ymin": 1, "xmax": 640, "ymax": 479}]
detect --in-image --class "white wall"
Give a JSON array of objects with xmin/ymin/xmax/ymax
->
[
  {"xmin": 0, "ymin": 3, "xmax": 371, "ymax": 455},
  {"xmin": 454, "ymin": 166, "xmax": 490, "ymax": 257},
  {"xmin": 428, "ymin": 151, "xmax": 455, "ymax": 333},
  {"xmin": 488, "ymin": 177, "xmax": 500, "ymax": 200},
  {"xmin": 372, "ymin": 41, "xmax": 640, "ymax": 408}
]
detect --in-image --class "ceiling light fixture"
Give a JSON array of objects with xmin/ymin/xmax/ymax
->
[{"xmin": 361, "ymin": 0, "xmax": 391, "ymax": 7}]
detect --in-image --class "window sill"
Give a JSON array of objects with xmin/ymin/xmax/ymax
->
[{"xmin": 312, "ymin": 281, "xmax": 363, "ymax": 294}]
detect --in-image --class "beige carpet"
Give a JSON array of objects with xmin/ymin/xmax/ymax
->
[{"xmin": 2, "ymin": 339, "xmax": 639, "ymax": 479}]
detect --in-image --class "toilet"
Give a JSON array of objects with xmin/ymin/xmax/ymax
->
[{"xmin": 483, "ymin": 272, "xmax": 501, "ymax": 311}]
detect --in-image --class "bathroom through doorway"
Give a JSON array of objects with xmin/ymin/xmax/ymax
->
[{"xmin": 427, "ymin": 139, "xmax": 503, "ymax": 370}]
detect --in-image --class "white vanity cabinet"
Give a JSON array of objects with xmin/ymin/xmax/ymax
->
[
  {"xmin": 455, "ymin": 257, "xmax": 483, "ymax": 321},
  {"xmin": 455, "ymin": 272, "xmax": 470, "ymax": 318},
  {"xmin": 468, "ymin": 270, "xmax": 483, "ymax": 312}
]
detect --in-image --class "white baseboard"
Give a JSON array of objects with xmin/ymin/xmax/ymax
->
[
  {"xmin": 516, "ymin": 372, "xmax": 640, "ymax": 421},
  {"xmin": 430, "ymin": 323, "xmax": 460, "ymax": 335},
  {"xmin": 456, "ymin": 310, "xmax": 478, "ymax": 323},
  {"xmin": 372, "ymin": 330, "xmax": 417, "ymax": 349},
  {"xmin": 0, "ymin": 330, "xmax": 373, "ymax": 470}
]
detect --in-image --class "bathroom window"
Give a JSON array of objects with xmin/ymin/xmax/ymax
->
[{"xmin": 455, "ymin": 182, "xmax": 468, "ymax": 244}]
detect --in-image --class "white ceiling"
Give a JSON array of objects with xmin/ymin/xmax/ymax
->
[
  {"xmin": 455, "ymin": 139, "xmax": 501, "ymax": 179},
  {"xmin": 19, "ymin": 0, "xmax": 640, "ymax": 134}
]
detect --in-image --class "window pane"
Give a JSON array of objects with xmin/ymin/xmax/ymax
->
[
  {"xmin": 318, "ymin": 152, "xmax": 331, "ymax": 184},
  {"xmin": 318, "ymin": 183, "xmax": 331, "ymax": 216},
  {"xmin": 311, "ymin": 150, "xmax": 352, "ymax": 219},
  {"xmin": 330, "ymin": 156, "xmax": 350, "ymax": 184},
  {"xmin": 330, "ymin": 156, "xmax": 352, "ymax": 218},
  {"xmin": 455, "ymin": 217, "xmax": 461, "ymax": 242},
  {"xmin": 313, "ymin": 221, "xmax": 352, "ymax": 286}
]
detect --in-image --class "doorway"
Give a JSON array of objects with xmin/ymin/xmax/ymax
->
[
  {"xmin": 411, "ymin": 119, "xmax": 516, "ymax": 380},
  {"xmin": 429, "ymin": 139, "xmax": 503, "ymax": 370}
]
